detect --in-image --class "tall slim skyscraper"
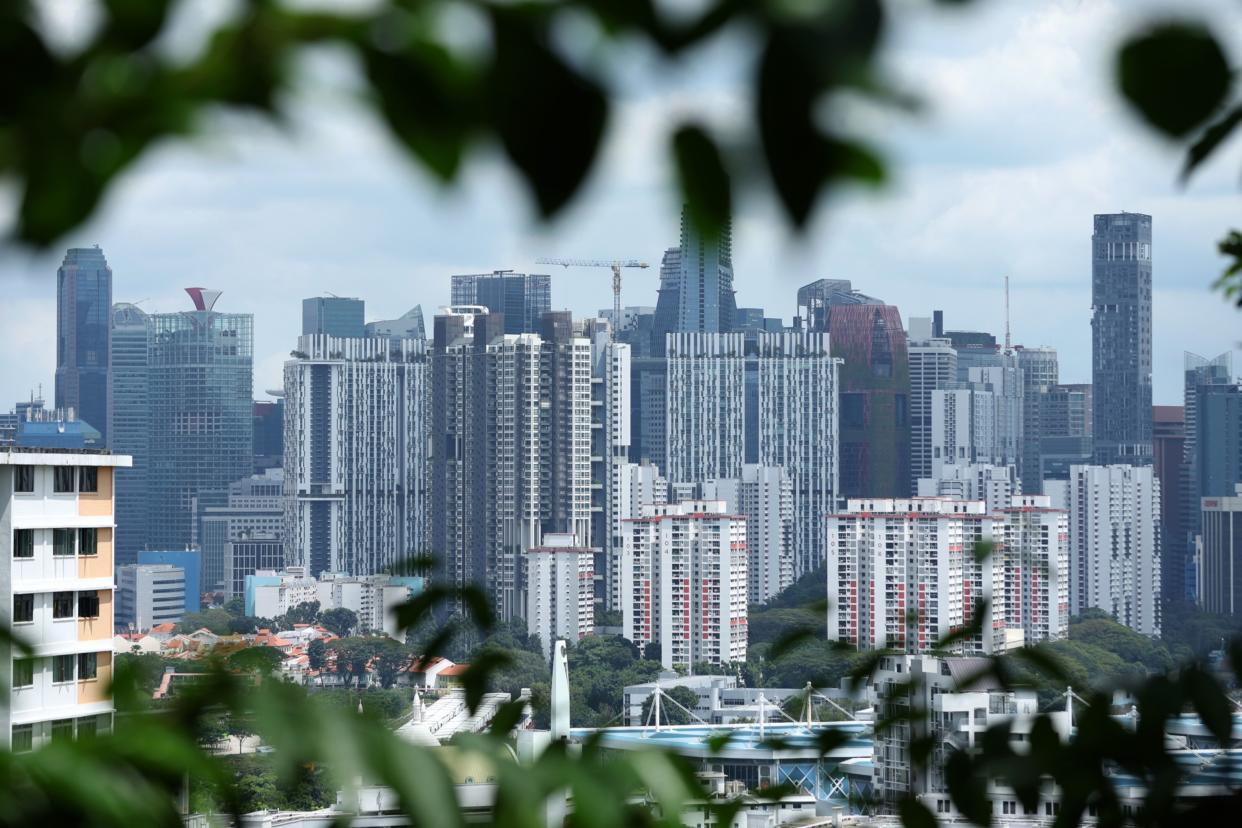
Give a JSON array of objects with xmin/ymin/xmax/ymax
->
[
  {"xmin": 1091, "ymin": 212, "xmax": 1153, "ymax": 466},
  {"xmin": 828, "ymin": 304, "xmax": 910, "ymax": 499},
  {"xmin": 651, "ymin": 208, "xmax": 737, "ymax": 349},
  {"xmin": 302, "ymin": 296, "xmax": 365, "ymax": 338},
  {"xmin": 56, "ymin": 247, "xmax": 112, "ymax": 442},
  {"xmin": 1183, "ymin": 352, "xmax": 1235, "ymax": 585},
  {"xmin": 109, "ymin": 302, "xmax": 150, "ymax": 565},
  {"xmin": 907, "ymin": 320, "xmax": 957, "ymax": 488},
  {"xmin": 450, "ymin": 272, "xmax": 551, "ymax": 334},
  {"xmin": 146, "ymin": 289, "xmax": 254, "ymax": 556},
  {"xmin": 284, "ymin": 334, "xmax": 429, "ymax": 578},
  {"xmin": 1153, "ymin": 405, "xmax": 1187, "ymax": 604},
  {"xmin": 1016, "ymin": 346, "xmax": 1058, "ymax": 493}
]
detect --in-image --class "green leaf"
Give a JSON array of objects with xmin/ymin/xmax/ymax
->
[
  {"xmin": 1183, "ymin": 664, "xmax": 1233, "ymax": 746},
  {"xmin": 1182, "ymin": 104, "xmax": 1242, "ymax": 181},
  {"xmin": 98, "ymin": 0, "xmax": 174, "ymax": 51},
  {"xmin": 1117, "ymin": 21, "xmax": 1232, "ymax": 137},
  {"xmin": 672, "ymin": 123, "xmax": 731, "ymax": 241},
  {"xmin": 487, "ymin": 8, "xmax": 607, "ymax": 217}
]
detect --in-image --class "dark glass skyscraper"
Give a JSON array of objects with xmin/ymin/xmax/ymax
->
[
  {"xmin": 450, "ymin": 272, "xmax": 551, "ymax": 334},
  {"xmin": 651, "ymin": 208, "xmax": 737, "ymax": 350},
  {"xmin": 1091, "ymin": 212, "xmax": 1153, "ymax": 466},
  {"xmin": 302, "ymin": 296, "xmax": 364, "ymax": 338},
  {"xmin": 147, "ymin": 289, "xmax": 254, "ymax": 563},
  {"xmin": 56, "ymin": 246, "xmax": 112, "ymax": 442}
]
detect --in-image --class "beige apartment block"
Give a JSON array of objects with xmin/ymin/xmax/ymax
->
[{"xmin": 2, "ymin": 449, "xmax": 131, "ymax": 751}]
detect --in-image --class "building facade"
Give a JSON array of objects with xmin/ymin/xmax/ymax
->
[
  {"xmin": 108, "ymin": 302, "xmax": 150, "ymax": 565},
  {"xmin": 525, "ymin": 533, "xmax": 595, "ymax": 660},
  {"xmin": 116, "ymin": 564, "xmax": 186, "ymax": 631},
  {"xmin": 137, "ymin": 549, "xmax": 202, "ymax": 613},
  {"xmin": 701, "ymin": 465, "xmax": 794, "ymax": 605},
  {"xmin": 224, "ymin": 533, "xmax": 284, "ymax": 599},
  {"xmin": 146, "ymin": 289, "xmax": 254, "ymax": 553},
  {"xmin": 56, "ymin": 247, "xmax": 112, "ymax": 444},
  {"xmin": 1200, "ymin": 488, "xmax": 1242, "ymax": 616},
  {"xmin": 1153, "ymin": 405, "xmax": 1188, "ymax": 605},
  {"xmin": 1046, "ymin": 464, "xmax": 1162, "ymax": 635},
  {"xmin": 621, "ymin": 501, "xmax": 748, "ymax": 669},
  {"xmin": 2, "ymin": 449, "xmax": 130, "ymax": 751},
  {"xmin": 365, "ymin": 305, "xmax": 426, "ymax": 340},
  {"xmin": 450, "ymin": 272, "xmax": 551, "ymax": 335},
  {"xmin": 906, "ymin": 322, "xmax": 958, "ymax": 490},
  {"xmin": 302, "ymin": 296, "xmax": 365, "ymax": 338},
  {"xmin": 651, "ymin": 209, "xmax": 738, "ymax": 349},
  {"xmin": 916, "ymin": 462, "xmax": 1020, "ymax": 512},
  {"xmin": 284, "ymin": 334, "xmax": 430, "ymax": 578},
  {"xmin": 1091, "ymin": 212, "xmax": 1153, "ymax": 467},
  {"xmin": 195, "ymin": 468, "xmax": 284, "ymax": 593}
]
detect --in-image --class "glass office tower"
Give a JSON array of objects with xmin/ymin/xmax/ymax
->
[
  {"xmin": 147, "ymin": 290, "xmax": 254, "ymax": 565},
  {"xmin": 55, "ymin": 246, "xmax": 112, "ymax": 442},
  {"xmin": 110, "ymin": 302, "xmax": 151, "ymax": 565}
]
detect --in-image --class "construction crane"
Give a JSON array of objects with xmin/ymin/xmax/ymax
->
[{"xmin": 535, "ymin": 257, "xmax": 649, "ymax": 337}]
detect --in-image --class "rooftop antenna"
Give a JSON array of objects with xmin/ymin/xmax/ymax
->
[{"xmin": 1003, "ymin": 274, "xmax": 1012, "ymax": 355}]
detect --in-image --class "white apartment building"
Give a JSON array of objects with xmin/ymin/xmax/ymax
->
[
  {"xmin": 607, "ymin": 460, "xmax": 668, "ymax": 612},
  {"xmin": 917, "ymin": 462, "xmax": 1020, "ymax": 512},
  {"xmin": 907, "ymin": 324, "xmax": 958, "ymax": 486},
  {"xmin": 1046, "ymin": 465, "xmax": 1162, "ymax": 635},
  {"xmin": 2, "ymin": 449, "xmax": 131, "ymax": 751},
  {"xmin": 525, "ymin": 533, "xmax": 595, "ymax": 659},
  {"xmin": 284, "ymin": 334, "xmax": 430, "ymax": 578},
  {"xmin": 701, "ymin": 465, "xmax": 793, "ymax": 605},
  {"xmin": 589, "ymin": 324, "xmax": 632, "ymax": 613},
  {"xmin": 621, "ymin": 500, "xmax": 748, "ymax": 669},
  {"xmin": 116, "ymin": 563, "xmax": 186, "ymax": 631},
  {"xmin": 827, "ymin": 497, "xmax": 995, "ymax": 655},
  {"xmin": 826, "ymin": 495, "xmax": 1069, "ymax": 655},
  {"xmin": 931, "ymin": 386, "xmax": 997, "ymax": 475},
  {"xmin": 665, "ymin": 332, "xmax": 838, "ymax": 578}
]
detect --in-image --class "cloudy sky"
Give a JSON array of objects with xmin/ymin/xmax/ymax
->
[{"xmin": 3, "ymin": 0, "xmax": 1241, "ymax": 404}]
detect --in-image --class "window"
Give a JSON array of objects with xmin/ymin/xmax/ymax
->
[
  {"xmin": 13, "ymin": 594, "xmax": 34, "ymax": 624},
  {"xmin": 52, "ymin": 654, "xmax": 75, "ymax": 683},
  {"xmin": 51, "ymin": 719, "xmax": 75, "ymax": 742},
  {"xmin": 78, "ymin": 591, "xmax": 100, "ymax": 619},
  {"xmin": 15, "ymin": 465, "xmax": 34, "ymax": 493},
  {"xmin": 11, "ymin": 724, "xmax": 33, "ymax": 753},
  {"xmin": 53, "ymin": 466, "xmax": 75, "ymax": 493},
  {"xmin": 78, "ymin": 467, "xmax": 97, "ymax": 493},
  {"xmin": 13, "ymin": 529, "xmax": 34, "ymax": 559},
  {"xmin": 52, "ymin": 591, "xmax": 75, "ymax": 619},
  {"xmin": 78, "ymin": 528, "xmax": 97, "ymax": 557},
  {"xmin": 53, "ymin": 529, "xmax": 75, "ymax": 556},
  {"xmin": 78, "ymin": 652, "xmax": 98, "ymax": 680},
  {"xmin": 13, "ymin": 658, "xmax": 34, "ymax": 688}
]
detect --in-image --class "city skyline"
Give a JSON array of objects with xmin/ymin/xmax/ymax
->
[{"xmin": 3, "ymin": 1, "xmax": 1242, "ymax": 406}]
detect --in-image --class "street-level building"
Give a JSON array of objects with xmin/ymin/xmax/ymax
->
[{"xmin": 2, "ymin": 449, "xmax": 131, "ymax": 751}]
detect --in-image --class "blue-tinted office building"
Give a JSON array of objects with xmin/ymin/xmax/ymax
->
[
  {"xmin": 139, "ymin": 549, "xmax": 203, "ymax": 612},
  {"xmin": 147, "ymin": 289, "xmax": 254, "ymax": 558},
  {"xmin": 302, "ymin": 296, "xmax": 365, "ymax": 338},
  {"xmin": 55, "ymin": 246, "xmax": 112, "ymax": 443},
  {"xmin": 110, "ymin": 302, "xmax": 151, "ymax": 565},
  {"xmin": 450, "ymin": 272, "xmax": 551, "ymax": 334}
]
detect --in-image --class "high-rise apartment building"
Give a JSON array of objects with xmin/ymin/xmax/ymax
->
[
  {"xmin": 430, "ymin": 307, "xmax": 592, "ymax": 619},
  {"xmin": 930, "ymin": 386, "xmax": 996, "ymax": 473},
  {"xmin": 146, "ymin": 289, "xmax": 254, "ymax": 553},
  {"xmin": 828, "ymin": 304, "xmax": 910, "ymax": 499},
  {"xmin": 701, "ymin": 465, "xmax": 793, "ymax": 605},
  {"xmin": 108, "ymin": 303, "xmax": 150, "ymax": 565},
  {"xmin": 621, "ymin": 500, "xmax": 747, "ymax": 669},
  {"xmin": 664, "ymin": 331, "xmax": 838, "ymax": 577},
  {"xmin": 450, "ymin": 272, "xmax": 551, "ymax": 335},
  {"xmin": 971, "ymin": 364, "xmax": 1024, "ymax": 472},
  {"xmin": 586, "ymin": 321, "xmax": 632, "ymax": 608},
  {"xmin": 1046, "ymin": 465, "xmax": 1162, "ymax": 635},
  {"xmin": 55, "ymin": 247, "xmax": 112, "ymax": 443},
  {"xmin": 916, "ymin": 462, "xmax": 1019, "ymax": 512},
  {"xmin": 826, "ymin": 495, "xmax": 1067, "ymax": 655},
  {"xmin": 525, "ymin": 533, "xmax": 595, "ymax": 660},
  {"xmin": 1016, "ymin": 346, "xmax": 1058, "ymax": 493},
  {"xmin": 302, "ymin": 296, "xmax": 365, "ymax": 338},
  {"xmin": 284, "ymin": 334, "xmax": 430, "ymax": 578},
  {"xmin": 1153, "ymin": 405, "xmax": 1188, "ymax": 605},
  {"xmin": 116, "ymin": 564, "xmax": 186, "ymax": 631},
  {"xmin": 651, "ymin": 208, "xmax": 737, "ymax": 348},
  {"xmin": 907, "ymin": 321, "xmax": 958, "ymax": 488},
  {"xmin": 2, "ymin": 449, "xmax": 130, "ymax": 751},
  {"xmin": 608, "ymin": 461, "xmax": 669, "ymax": 611},
  {"xmin": 1091, "ymin": 212, "xmax": 1153, "ymax": 467},
  {"xmin": 1200, "ymin": 488, "xmax": 1242, "ymax": 615}
]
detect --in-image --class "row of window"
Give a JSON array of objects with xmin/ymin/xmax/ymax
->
[
  {"xmin": 12, "ymin": 591, "xmax": 101, "ymax": 622},
  {"xmin": 12, "ymin": 652, "xmax": 99, "ymax": 687},
  {"xmin": 13, "ymin": 465, "xmax": 98, "ymax": 494},
  {"xmin": 12, "ymin": 527, "xmax": 99, "ymax": 558},
  {"xmin": 10, "ymin": 714, "xmax": 112, "ymax": 753}
]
